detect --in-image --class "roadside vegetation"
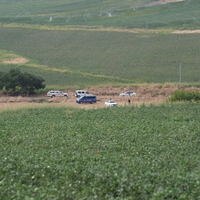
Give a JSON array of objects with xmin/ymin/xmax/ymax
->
[
  {"xmin": 1, "ymin": 103, "xmax": 200, "ymax": 199},
  {"xmin": 168, "ymin": 89, "xmax": 200, "ymax": 102}
]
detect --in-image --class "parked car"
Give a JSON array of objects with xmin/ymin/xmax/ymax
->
[
  {"xmin": 105, "ymin": 100, "xmax": 118, "ymax": 107},
  {"xmin": 47, "ymin": 90, "xmax": 68, "ymax": 98},
  {"xmin": 76, "ymin": 95, "xmax": 96, "ymax": 104},
  {"xmin": 119, "ymin": 91, "xmax": 136, "ymax": 96},
  {"xmin": 75, "ymin": 90, "xmax": 92, "ymax": 97}
]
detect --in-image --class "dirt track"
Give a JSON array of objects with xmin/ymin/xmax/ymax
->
[{"xmin": 1, "ymin": 85, "xmax": 199, "ymax": 110}]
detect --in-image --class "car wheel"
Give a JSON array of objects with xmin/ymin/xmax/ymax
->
[{"xmin": 51, "ymin": 95, "xmax": 55, "ymax": 98}]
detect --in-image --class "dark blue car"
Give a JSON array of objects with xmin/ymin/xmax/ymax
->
[{"xmin": 76, "ymin": 95, "xmax": 96, "ymax": 104}]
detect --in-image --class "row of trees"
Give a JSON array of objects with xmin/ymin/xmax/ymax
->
[{"xmin": 0, "ymin": 69, "xmax": 45, "ymax": 95}]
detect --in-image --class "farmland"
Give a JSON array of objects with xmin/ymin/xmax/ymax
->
[
  {"xmin": 0, "ymin": 0, "xmax": 200, "ymax": 88},
  {"xmin": 1, "ymin": 103, "xmax": 200, "ymax": 199},
  {"xmin": 1, "ymin": 0, "xmax": 200, "ymax": 199},
  {"xmin": 0, "ymin": 26, "xmax": 200, "ymax": 88},
  {"xmin": 0, "ymin": 0, "xmax": 199, "ymax": 29}
]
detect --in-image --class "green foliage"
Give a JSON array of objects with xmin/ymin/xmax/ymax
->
[
  {"xmin": 0, "ymin": 69, "xmax": 21, "ymax": 91},
  {"xmin": 168, "ymin": 89, "xmax": 200, "ymax": 102},
  {"xmin": 0, "ymin": 68, "xmax": 45, "ymax": 92},
  {"xmin": 1, "ymin": 104, "xmax": 200, "ymax": 199}
]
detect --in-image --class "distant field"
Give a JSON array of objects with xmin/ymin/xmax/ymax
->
[
  {"xmin": 0, "ymin": 0, "xmax": 200, "ymax": 29},
  {"xmin": 0, "ymin": 0, "xmax": 200, "ymax": 89},
  {"xmin": 1, "ymin": 103, "xmax": 200, "ymax": 199},
  {"xmin": 0, "ymin": 26, "xmax": 200, "ymax": 88}
]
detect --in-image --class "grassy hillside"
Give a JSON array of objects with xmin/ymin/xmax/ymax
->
[
  {"xmin": 1, "ymin": 103, "xmax": 200, "ymax": 199},
  {"xmin": 0, "ymin": 0, "xmax": 200, "ymax": 88},
  {"xmin": 0, "ymin": 26, "xmax": 200, "ymax": 88},
  {"xmin": 0, "ymin": 0, "xmax": 200, "ymax": 29}
]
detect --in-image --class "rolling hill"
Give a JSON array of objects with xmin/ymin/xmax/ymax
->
[{"xmin": 0, "ymin": 0, "xmax": 200, "ymax": 89}]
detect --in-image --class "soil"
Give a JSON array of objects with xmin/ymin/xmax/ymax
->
[
  {"xmin": 172, "ymin": 30, "xmax": 200, "ymax": 34},
  {"xmin": 144, "ymin": 0, "xmax": 184, "ymax": 7},
  {"xmin": 2, "ymin": 58, "xmax": 29, "ymax": 64},
  {"xmin": 0, "ymin": 85, "xmax": 199, "ymax": 110}
]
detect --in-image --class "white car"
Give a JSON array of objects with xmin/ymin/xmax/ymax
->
[
  {"xmin": 105, "ymin": 100, "xmax": 118, "ymax": 107},
  {"xmin": 75, "ymin": 90, "xmax": 92, "ymax": 97},
  {"xmin": 47, "ymin": 90, "xmax": 68, "ymax": 98},
  {"xmin": 119, "ymin": 91, "xmax": 136, "ymax": 96}
]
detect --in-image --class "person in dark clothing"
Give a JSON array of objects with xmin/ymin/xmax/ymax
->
[{"xmin": 128, "ymin": 99, "xmax": 131, "ymax": 104}]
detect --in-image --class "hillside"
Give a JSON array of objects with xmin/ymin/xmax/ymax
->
[
  {"xmin": 0, "ymin": 0, "xmax": 200, "ymax": 89},
  {"xmin": 0, "ymin": 0, "xmax": 199, "ymax": 29},
  {"xmin": 0, "ymin": 26, "xmax": 200, "ymax": 88}
]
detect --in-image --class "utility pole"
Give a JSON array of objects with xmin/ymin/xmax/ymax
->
[
  {"xmin": 146, "ymin": 16, "xmax": 148, "ymax": 36},
  {"xmin": 179, "ymin": 63, "xmax": 182, "ymax": 88}
]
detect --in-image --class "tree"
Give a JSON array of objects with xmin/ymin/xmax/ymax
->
[
  {"xmin": 0, "ymin": 69, "xmax": 45, "ymax": 95},
  {"xmin": 0, "ymin": 71, "xmax": 4, "ymax": 90},
  {"xmin": 3, "ymin": 69, "xmax": 21, "ymax": 91}
]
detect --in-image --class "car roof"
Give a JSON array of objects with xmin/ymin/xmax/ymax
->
[
  {"xmin": 48, "ymin": 90, "xmax": 61, "ymax": 92},
  {"xmin": 79, "ymin": 94, "xmax": 96, "ymax": 97}
]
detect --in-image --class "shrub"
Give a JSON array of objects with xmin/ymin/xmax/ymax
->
[{"xmin": 168, "ymin": 89, "xmax": 200, "ymax": 102}]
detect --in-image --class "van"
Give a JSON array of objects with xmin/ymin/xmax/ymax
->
[
  {"xmin": 76, "ymin": 95, "xmax": 96, "ymax": 104},
  {"xmin": 75, "ymin": 90, "xmax": 91, "ymax": 97}
]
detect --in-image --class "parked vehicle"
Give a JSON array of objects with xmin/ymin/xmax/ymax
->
[
  {"xmin": 75, "ymin": 90, "xmax": 92, "ymax": 97},
  {"xmin": 105, "ymin": 100, "xmax": 118, "ymax": 107},
  {"xmin": 47, "ymin": 90, "xmax": 68, "ymax": 98},
  {"xmin": 119, "ymin": 91, "xmax": 136, "ymax": 96},
  {"xmin": 76, "ymin": 95, "xmax": 96, "ymax": 104}
]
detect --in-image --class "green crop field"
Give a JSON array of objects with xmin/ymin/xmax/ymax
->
[
  {"xmin": 0, "ymin": 0, "xmax": 200, "ymax": 29},
  {"xmin": 0, "ymin": 0, "xmax": 200, "ymax": 89},
  {"xmin": 1, "ymin": 103, "xmax": 200, "ymax": 199},
  {"xmin": 0, "ymin": 26, "xmax": 200, "ymax": 88}
]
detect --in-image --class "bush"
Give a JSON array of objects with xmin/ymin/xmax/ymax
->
[{"xmin": 168, "ymin": 89, "xmax": 200, "ymax": 102}]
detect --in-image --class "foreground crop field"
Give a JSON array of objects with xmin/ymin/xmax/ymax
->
[{"xmin": 1, "ymin": 104, "xmax": 200, "ymax": 199}]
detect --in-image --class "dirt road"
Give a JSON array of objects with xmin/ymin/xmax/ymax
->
[{"xmin": 1, "ymin": 85, "xmax": 199, "ymax": 110}]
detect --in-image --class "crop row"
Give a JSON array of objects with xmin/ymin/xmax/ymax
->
[{"xmin": 1, "ymin": 103, "xmax": 200, "ymax": 199}]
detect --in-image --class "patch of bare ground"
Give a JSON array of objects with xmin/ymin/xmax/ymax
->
[
  {"xmin": 163, "ymin": 0, "xmax": 184, "ymax": 2},
  {"xmin": 144, "ymin": 0, "xmax": 184, "ymax": 7},
  {"xmin": 2, "ymin": 58, "xmax": 29, "ymax": 64},
  {"xmin": 172, "ymin": 30, "xmax": 200, "ymax": 34},
  {"xmin": 1, "ymin": 85, "xmax": 200, "ymax": 110}
]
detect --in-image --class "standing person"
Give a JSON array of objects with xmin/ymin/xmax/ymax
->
[{"xmin": 128, "ymin": 99, "xmax": 131, "ymax": 104}]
